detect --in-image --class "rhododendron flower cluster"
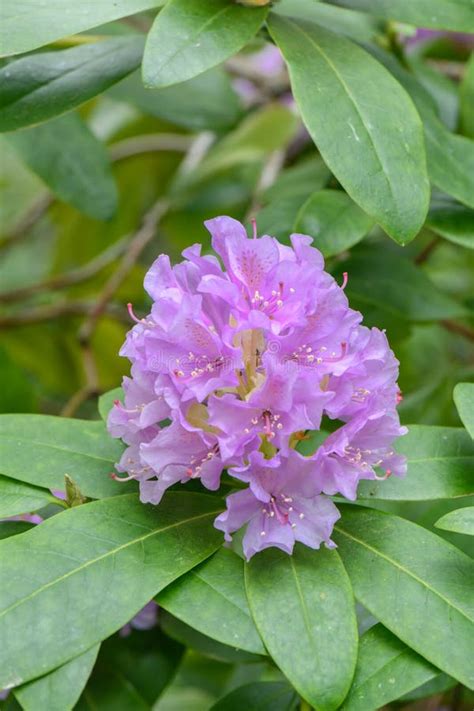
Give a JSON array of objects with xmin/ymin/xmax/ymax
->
[{"xmin": 108, "ymin": 216, "xmax": 407, "ymax": 560}]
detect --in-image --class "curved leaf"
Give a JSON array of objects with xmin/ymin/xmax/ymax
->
[
  {"xmin": 7, "ymin": 114, "xmax": 118, "ymax": 220},
  {"xmin": 211, "ymin": 682, "xmax": 297, "ymax": 711},
  {"xmin": 357, "ymin": 426, "xmax": 474, "ymax": 500},
  {"xmin": 143, "ymin": 0, "xmax": 267, "ymax": 88},
  {"xmin": 295, "ymin": 189, "xmax": 374, "ymax": 257},
  {"xmin": 245, "ymin": 545, "xmax": 358, "ymax": 711},
  {"xmin": 454, "ymin": 383, "xmax": 474, "ymax": 438},
  {"xmin": 333, "ymin": 506, "xmax": 474, "ymax": 688},
  {"xmin": 0, "ymin": 37, "xmax": 144, "ymax": 132},
  {"xmin": 0, "ymin": 414, "xmax": 128, "ymax": 499},
  {"xmin": 158, "ymin": 548, "xmax": 265, "ymax": 655},
  {"xmin": 435, "ymin": 506, "xmax": 474, "ymax": 536},
  {"xmin": 0, "ymin": 492, "xmax": 223, "ymax": 688},
  {"xmin": 0, "ymin": 475, "xmax": 53, "ymax": 519},
  {"xmin": 268, "ymin": 14, "xmax": 429, "ymax": 244},
  {"xmin": 426, "ymin": 204, "xmax": 474, "ymax": 250}
]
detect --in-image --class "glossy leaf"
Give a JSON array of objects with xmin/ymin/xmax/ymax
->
[
  {"xmin": 357, "ymin": 426, "xmax": 474, "ymax": 501},
  {"xmin": 295, "ymin": 189, "xmax": 374, "ymax": 257},
  {"xmin": 14, "ymin": 647, "xmax": 100, "ymax": 711},
  {"xmin": 341, "ymin": 624, "xmax": 444, "ymax": 711},
  {"xmin": 245, "ymin": 545, "xmax": 358, "ymax": 711},
  {"xmin": 0, "ymin": 492, "xmax": 223, "ymax": 687},
  {"xmin": 268, "ymin": 14, "xmax": 429, "ymax": 244},
  {"xmin": 0, "ymin": 475, "xmax": 53, "ymax": 519},
  {"xmin": 326, "ymin": 0, "xmax": 474, "ymax": 32},
  {"xmin": 211, "ymin": 682, "xmax": 297, "ymax": 711},
  {"xmin": 0, "ymin": 37, "xmax": 144, "ymax": 132},
  {"xmin": 454, "ymin": 383, "xmax": 474, "ymax": 438},
  {"xmin": 0, "ymin": 0, "xmax": 163, "ymax": 56},
  {"xmin": 274, "ymin": 0, "xmax": 380, "ymax": 42},
  {"xmin": 158, "ymin": 548, "xmax": 265, "ymax": 655},
  {"xmin": 110, "ymin": 68, "xmax": 242, "ymax": 132},
  {"xmin": 143, "ymin": 0, "xmax": 267, "ymax": 88},
  {"xmin": 7, "ymin": 114, "xmax": 118, "ymax": 220},
  {"xmin": 333, "ymin": 506, "xmax": 474, "ymax": 688},
  {"xmin": 426, "ymin": 203, "xmax": 474, "ymax": 249},
  {"xmin": 0, "ymin": 414, "xmax": 128, "ymax": 499},
  {"xmin": 435, "ymin": 506, "xmax": 474, "ymax": 536}
]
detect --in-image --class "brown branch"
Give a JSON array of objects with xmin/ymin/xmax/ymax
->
[
  {"xmin": 441, "ymin": 319, "xmax": 474, "ymax": 343},
  {"xmin": 414, "ymin": 236, "xmax": 441, "ymax": 265},
  {"xmin": 0, "ymin": 195, "xmax": 53, "ymax": 252},
  {"xmin": 0, "ymin": 300, "xmax": 128, "ymax": 328}
]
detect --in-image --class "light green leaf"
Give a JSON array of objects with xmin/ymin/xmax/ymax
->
[
  {"xmin": 0, "ymin": 414, "xmax": 127, "ymax": 499},
  {"xmin": 0, "ymin": 1, "xmax": 163, "ymax": 56},
  {"xmin": 460, "ymin": 54, "xmax": 474, "ymax": 138},
  {"xmin": 341, "ymin": 624, "xmax": 443, "ymax": 711},
  {"xmin": 326, "ymin": 0, "xmax": 474, "ymax": 32},
  {"xmin": 98, "ymin": 388, "xmax": 123, "ymax": 422},
  {"xmin": 245, "ymin": 545, "xmax": 358, "ymax": 711},
  {"xmin": 0, "ymin": 475, "xmax": 54, "ymax": 519},
  {"xmin": 263, "ymin": 156, "xmax": 331, "ymax": 203},
  {"xmin": 7, "ymin": 114, "xmax": 117, "ymax": 220},
  {"xmin": 435, "ymin": 506, "xmax": 474, "ymax": 535},
  {"xmin": 143, "ymin": 0, "xmax": 267, "ymax": 88},
  {"xmin": 268, "ymin": 14, "xmax": 429, "ymax": 244},
  {"xmin": 333, "ymin": 506, "xmax": 474, "ymax": 688},
  {"xmin": 0, "ymin": 492, "xmax": 223, "ymax": 688},
  {"xmin": 274, "ymin": 0, "xmax": 381, "ymax": 42},
  {"xmin": 0, "ymin": 37, "xmax": 144, "ymax": 132},
  {"xmin": 211, "ymin": 682, "xmax": 297, "ymax": 711},
  {"xmin": 454, "ymin": 382, "xmax": 474, "ymax": 438},
  {"xmin": 158, "ymin": 548, "xmax": 265, "ymax": 655},
  {"xmin": 110, "ymin": 68, "xmax": 242, "ymax": 132},
  {"xmin": 426, "ymin": 203, "xmax": 474, "ymax": 249},
  {"xmin": 14, "ymin": 646, "xmax": 100, "ymax": 711},
  {"xmin": 357, "ymin": 426, "xmax": 474, "ymax": 501},
  {"xmin": 295, "ymin": 189, "xmax": 374, "ymax": 257}
]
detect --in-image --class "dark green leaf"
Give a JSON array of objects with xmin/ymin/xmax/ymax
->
[
  {"xmin": 454, "ymin": 383, "xmax": 474, "ymax": 438},
  {"xmin": 0, "ymin": 522, "xmax": 34, "ymax": 540},
  {"xmin": 0, "ymin": 414, "xmax": 128, "ymax": 499},
  {"xmin": 357, "ymin": 426, "xmax": 474, "ymax": 501},
  {"xmin": 14, "ymin": 646, "xmax": 99, "ymax": 711},
  {"xmin": 426, "ymin": 203, "xmax": 474, "ymax": 249},
  {"xmin": 268, "ymin": 15, "xmax": 429, "ymax": 244},
  {"xmin": 158, "ymin": 548, "xmax": 265, "ymax": 655},
  {"xmin": 0, "ymin": 37, "xmax": 144, "ymax": 132},
  {"xmin": 98, "ymin": 388, "xmax": 123, "ymax": 422},
  {"xmin": 7, "ymin": 114, "xmax": 117, "ymax": 220},
  {"xmin": 0, "ymin": 492, "xmax": 223, "ymax": 687},
  {"xmin": 460, "ymin": 54, "xmax": 474, "ymax": 139},
  {"xmin": 211, "ymin": 682, "xmax": 297, "ymax": 711},
  {"xmin": 143, "ymin": 0, "xmax": 267, "ymax": 88},
  {"xmin": 435, "ymin": 506, "xmax": 474, "ymax": 535},
  {"xmin": 0, "ymin": 1, "xmax": 162, "ymax": 56},
  {"xmin": 326, "ymin": 0, "xmax": 474, "ymax": 32},
  {"xmin": 0, "ymin": 475, "xmax": 53, "ymax": 519},
  {"xmin": 110, "ymin": 68, "xmax": 242, "ymax": 132},
  {"xmin": 295, "ymin": 189, "xmax": 374, "ymax": 257},
  {"xmin": 333, "ymin": 506, "xmax": 474, "ymax": 688},
  {"xmin": 340, "ymin": 624, "xmax": 442, "ymax": 711},
  {"xmin": 245, "ymin": 545, "xmax": 358, "ymax": 711}
]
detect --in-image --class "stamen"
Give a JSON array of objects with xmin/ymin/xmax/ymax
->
[
  {"xmin": 341, "ymin": 272, "xmax": 348, "ymax": 290},
  {"xmin": 110, "ymin": 472, "xmax": 136, "ymax": 482},
  {"xmin": 251, "ymin": 217, "xmax": 257, "ymax": 240},
  {"xmin": 127, "ymin": 302, "xmax": 144, "ymax": 324}
]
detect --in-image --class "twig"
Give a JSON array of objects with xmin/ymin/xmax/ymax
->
[
  {"xmin": 109, "ymin": 133, "xmax": 193, "ymax": 162},
  {"xmin": 414, "ymin": 236, "xmax": 441, "ymax": 265},
  {"xmin": 441, "ymin": 319, "xmax": 474, "ymax": 343},
  {"xmin": 0, "ymin": 300, "xmax": 128, "ymax": 328},
  {"xmin": 0, "ymin": 195, "xmax": 53, "ymax": 252}
]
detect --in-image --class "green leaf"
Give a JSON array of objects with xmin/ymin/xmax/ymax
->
[
  {"xmin": 245, "ymin": 545, "xmax": 358, "ymax": 711},
  {"xmin": 357, "ymin": 426, "xmax": 474, "ymax": 501},
  {"xmin": 7, "ymin": 114, "xmax": 117, "ymax": 220},
  {"xmin": 426, "ymin": 203, "xmax": 474, "ymax": 249},
  {"xmin": 274, "ymin": 0, "xmax": 380, "ymax": 42},
  {"xmin": 460, "ymin": 54, "xmax": 474, "ymax": 139},
  {"xmin": 454, "ymin": 383, "xmax": 474, "ymax": 438},
  {"xmin": 326, "ymin": 0, "xmax": 474, "ymax": 32},
  {"xmin": 98, "ymin": 388, "xmax": 123, "ymax": 422},
  {"xmin": 0, "ymin": 1, "xmax": 163, "ymax": 56},
  {"xmin": 0, "ymin": 475, "xmax": 54, "ymax": 519},
  {"xmin": 263, "ymin": 155, "xmax": 331, "ymax": 203},
  {"xmin": 143, "ymin": 0, "xmax": 267, "ymax": 88},
  {"xmin": 0, "ymin": 521, "xmax": 34, "ymax": 540},
  {"xmin": 14, "ymin": 646, "xmax": 100, "ymax": 711},
  {"xmin": 110, "ymin": 68, "xmax": 242, "ymax": 132},
  {"xmin": 333, "ymin": 506, "xmax": 474, "ymax": 688},
  {"xmin": 0, "ymin": 492, "xmax": 223, "ymax": 688},
  {"xmin": 435, "ymin": 506, "xmax": 474, "ymax": 535},
  {"xmin": 340, "ymin": 624, "xmax": 443, "ymax": 711},
  {"xmin": 268, "ymin": 15, "xmax": 429, "ymax": 244},
  {"xmin": 158, "ymin": 548, "xmax": 265, "ymax": 655},
  {"xmin": 211, "ymin": 682, "xmax": 297, "ymax": 711},
  {"xmin": 0, "ymin": 37, "xmax": 144, "ymax": 132},
  {"xmin": 0, "ymin": 414, "xmax": 128, "ymax": 499},
  {"xmin": 295, "ymin": 189, "xmax": 374, "ymax": 257}
]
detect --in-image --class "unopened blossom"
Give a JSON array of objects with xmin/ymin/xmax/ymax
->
[{"xmin": 108, "ymin": 215, "xmax": 406, "ymax": 559}]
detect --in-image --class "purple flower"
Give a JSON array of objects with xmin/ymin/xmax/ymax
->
[{"xmin": 108, "ymin": 215, "xmax": 406, "ymax": 558}]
